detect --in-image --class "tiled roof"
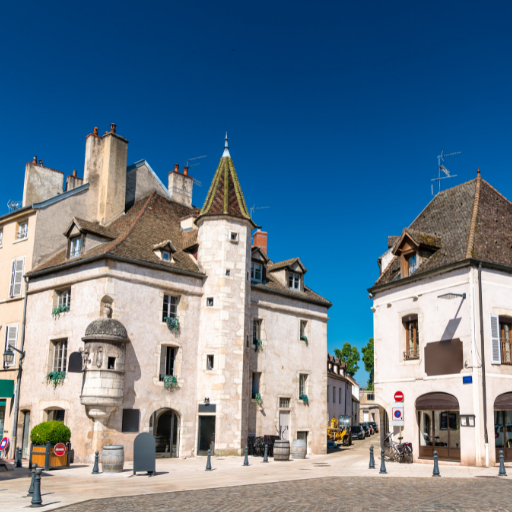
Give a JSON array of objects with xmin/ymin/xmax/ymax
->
[
  {"xmin": 197, "ymin": 155, "xmax": 254, "ymax": 224},
  {"xmin": 182, "ymin": 230, "xmax": 198, "ymax": 251},
  {"xmin": 373, "ymin": 172, "xmax": 512, "ymax": 288},
  {"xmin": 71, "ymin": 218, "xmax": 119, "ymax": 239},
  {"xmin": 31, "ymin": 192, "xmax": 203, "ymax": 276},
  {"xmin": 267, "ymin": 258, "xmax": 307, "ymax": 273}
]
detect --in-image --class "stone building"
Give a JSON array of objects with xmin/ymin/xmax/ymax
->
[
  {"xmin": 370, "ymin": 170, "xmax": 512, "ymax": 466},
  {"xmin": 17, "ymin": 133, "xmax": 331, "ymax": 462},
  {"xmin": 326, "ymin": 355, "xmax": 354, "ymax": 424}
]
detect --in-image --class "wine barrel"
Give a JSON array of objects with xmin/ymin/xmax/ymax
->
[
  {"xmin": 291, "ymin": 439, "xmax": 307, "ymax": 459},
  {"xmin": 101, "ymin": 445, "xmax": 124, "ymax": 473},
  {"xmin": 273, "ymin": 440, "xmax": 290, "ymax": 461}
]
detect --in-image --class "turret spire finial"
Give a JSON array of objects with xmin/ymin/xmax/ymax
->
[{"xmin": 222, "ymin": 132, "xmax": 230, "ymax": 158}]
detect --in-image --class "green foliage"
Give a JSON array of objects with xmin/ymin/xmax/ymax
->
[
  {"xmin": 30, "ymin": 421, "xmax": 71, "ymax": 445},
  {"xmin": 362, "ymin": 338, "xmax": 374, "ymax": 387},
  {"xmin": 254, "ymin": 393, "xmax": 263, "ymax": 405},
  {"xmin": 300, "ymin": 335, "xmax": 308, "ymax": 346},
  {"xmin": 46, "ymin": 372, "xmax": 66, "ymax": 388},
  {"xmin": 52, "ymin": 306, "xmax": 69, "ymax": 318},
  {"xmin": 255, "ymin": 339, "xmax": 263, "ymax": 352},
  {"xmin": 165, "ymin": 317, "xmax": 180, "ymax": 333},
  {"xmin": 161, "ymin": 375, "xmax": 178, "ymax": 390},
  {"xmin": 299, "ymin": 394, "xmax": 309, "ymax": 404},
  {"xmin": 334, "ymin": 342, "xmax": 360, "ymax": 378}
]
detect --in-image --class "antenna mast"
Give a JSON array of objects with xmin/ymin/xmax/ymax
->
[
  {"xmin": 250, "ymin": 204, "xmax": 270, "ymax": 219},
  {"xmin": 431, "ymin": 150, "xmax": 461, "ymax": 195},
  {"xmin": 185, "ymin": 155, "xmax": 206, "ymax": 187}
]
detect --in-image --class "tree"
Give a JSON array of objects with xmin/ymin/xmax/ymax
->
[
  {"xmin": 334, "ymin": 342, "xmax": 360, "ymax": 378},
  {"xmin": 362, "ymin": 338, "xmax": 374, "ymax": 390}
]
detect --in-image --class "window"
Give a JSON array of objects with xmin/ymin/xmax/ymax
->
[
  {"xmin": 9, "ymin": 258, "xmax": 24, "ymax": 297},
  {"xmin": 122, "ymin": 409, "xmax": 140, "ymax": 432},
  {"xmin": 246, "ymin": 335, "xmax": 249, "ymax": 348},
  {"xmin": 162, "ymin": 294, "xmax": 179, "ymax": 321},
  {"xmin": 279, "ymin": 397, "xmax": 290, "ymax": 408},
  {"xmin": 252, "ymin": 372, "xmax": 261, "ymax": 399},
  {"xmin": 69, "ymin": 236, "xmax": 81, "ymax": 258},
  {"xmin": 162, "ymin": 251, "xmax": 171, "ymax": 261},
  {"xmin": 17, "ymin": 221, "xmax": 28, "ymax": 240},
  {"xmin": 206, "ymin": 297, "xmax": 214, "ymax": 307},
  {"xmin": 299, "ymin": 374, "xmax": 308, "ymax": 398},
  {"xmin": 297, "ymin": 431, "xmax": 308, "ymax": 443},
  {"xmin": 52, "ymin": 340, "xmax": 68, "ymax": 373},
  {"xmin": 339, "ymin": 388, "xmax": 342, "ymax": 404},
  {"xmin": 225, "ymin": 269, "xmax": 230, "ymax": 276},
  {"xmin": 403, "ymin": 316, "xmax": 419, "ymax": 360},
  {"xmin": 327, "ymin": 385, "xmax": 329, "ymax": 402},
  {"xmin": 108, "ymin": 357, "xmax": 116, "ymax": 370},
  {"xmin": 500, "ymin": 318, "xmax": 512, "ymax": 365},
  {"xmin": 332, "ymin": 386, "xmax": 336, "ymax": 403},
  {"xmin": 48, "ymin": 409, "xmax": 65, "ymax": 422},
  {"xmin": 4, "ymin": 325, "xmax": 18, "ymax": 367},
  {"xmin": 0, "ymin": 229, "xmax": 3, "ymax": 247},
  {"xmin": 407, "ymin": 254, "xmax": 417, "ymax": 275},
  {"xmin": 367, "ymin": 393, "xmax": 375, "ymax": 401},
  {"xmin": 159, "ymin": 346, "xmax": 177, "ymax": 378},
  {"xmin": 207, "ymin": 355, "xmax": 214, "ymax": 370},
  {"xmin": 253, "ymin": 319, "xmax": 262, "ymax": 345},
  {"xmin": 57, "ymin": 289, "xmax": 71, "ymax": 309},
  {"xmin": 300, "ymin": 320, "xmax": 308, "ymax": 340},
  {"xmin": 251, "ymin": 262, "xmax": 263, "ymax": 282},
  {"xmin": 288, "ymin": 272, "xmax": 301, "ymax": 290},
  {"xmin": 230, "ymin": 232, "xmax": 238, "ymax": 242}
]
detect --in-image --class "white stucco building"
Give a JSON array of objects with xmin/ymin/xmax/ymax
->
[
  {"xmin": 326, "ymin": 355, "xmax": 353, "ymax": 424},
  {"xmin": 370, "ymin": 170, "xmax": 512, "ymax": 466}
]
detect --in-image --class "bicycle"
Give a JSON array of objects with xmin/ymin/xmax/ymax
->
[{"xmin": 383, "ymin": 432, "xmax": 413, "ymax": 463}]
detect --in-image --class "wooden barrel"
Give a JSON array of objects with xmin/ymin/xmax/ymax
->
[
  {"xmin": 101, "ymin": 445, "xmax": 124, "ymax": 473},
  {"xmin": 273, "ymin": 440, "xmax": 290, "ymax": 461},
  {"xmin": 291, "ymin": 439, "xmax": 307, "ymax": 459}
]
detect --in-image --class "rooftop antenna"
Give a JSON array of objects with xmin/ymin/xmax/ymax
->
[
  {"xmin": 185, "ymin": 155, "xmax": 206, "ymax": 187},
  {"xmin": 431, "ymin": 150, "xmax": 461, "ymax": 195},
  {"xmin": 250, "ymin": 204, "xmax": 270, "ymax": 219},
  {"xmin": 7, "ymin": 200, "xmax": 22, "ymax": 213}
]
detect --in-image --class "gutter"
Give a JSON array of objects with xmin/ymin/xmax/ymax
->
[{"xmin": 251, "ymin": 283, "xmax": 332, "ymax": 309}]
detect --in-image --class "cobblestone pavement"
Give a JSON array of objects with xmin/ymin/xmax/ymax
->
[{"xmin": 54, "ymin": 476, "xmax": 512, "ymax": 512}]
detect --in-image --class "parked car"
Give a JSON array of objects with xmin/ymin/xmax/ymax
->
[
  {"xmin": 351, "ymin": 425, "xmax": 365, "ymax": 440},
  {"xmin": 370, "ymin": 421, "xmax": 379, "ymax": 433},
  {"xmin": 362, "ymin": 422, "xmax": 374, "ymax": 435},
  {"xmin": 361, "ymin": 425, "xmax": 370, "ymax": 438}
]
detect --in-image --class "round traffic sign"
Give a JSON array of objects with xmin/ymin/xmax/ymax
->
[
  {"xmin": 54, "ymin": 443, "xmax": 66, "ymax": 457},
  {"xmin": 394, "ymin": 409, "xmax": 403, "ymax": 419},
  {"xmin": 394, "ymin": 391, "xmax": 404, "ymax": 402},
  {"xmin": 0, "ymin": 437, "xmax": 9, "ymax": 451}
]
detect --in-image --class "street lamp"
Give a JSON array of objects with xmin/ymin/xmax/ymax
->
[
  {"xmin": 438, "ymin": 292, "xmax": 466, "ymax": 300},
  {"xmin": 3, "ymin": 345, "xmax": 25, "ymax": 367}
]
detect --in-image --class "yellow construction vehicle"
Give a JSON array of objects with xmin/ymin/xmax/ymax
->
[{"xmin": 327, "ymin": 415, "xmax": 352, "ymax": 446}]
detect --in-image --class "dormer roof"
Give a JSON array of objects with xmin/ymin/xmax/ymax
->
[
  {"xmin": 63, "ymin": 217, "xmax": 118, "ymax": 239},
  {"xmin": 267, "ymin": 257, "xmax": 307, "ymax": 274},
  {"xmin": 251, "ymin": 246, "xmax": 270, "ymax": 263},
  {"xmin": 391, "ymin": 228, "xmax": 441, "ymax": 256},
  {"xmin": 152, "ymin": 240, "xmax": 177, "ymax": 253}
]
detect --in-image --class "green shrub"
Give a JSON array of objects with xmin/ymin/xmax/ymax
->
[{"xmin": 30, "ymin": 421, "xmax": 71, "ymax": 445}]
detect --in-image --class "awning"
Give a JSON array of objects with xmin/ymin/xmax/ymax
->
[
  {"xmin": 0, "ymin": 379, "xmax": 15, "ymax": 398},
  {"xmin": 494, "ymin": 392, "xmax": 512, "ymax": 410},
  {"xmin": 415, "ymin": 392, "xmax": 459, "ymax": 411}
]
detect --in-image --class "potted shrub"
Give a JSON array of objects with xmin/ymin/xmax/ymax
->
[{"xmin": 29, "ymin": 420, "xmax": 71, "ymax": 470}]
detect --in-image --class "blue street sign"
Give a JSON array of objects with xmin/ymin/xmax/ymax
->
[{"xmin": 463, "ymin": 376, "xmax": 472, "ymax": 384}]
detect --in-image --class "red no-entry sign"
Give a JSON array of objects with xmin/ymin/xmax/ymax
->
[
  {"xmin": 54, "ymin": 443, "xmax": 66, "ymax": 457},
  {"xmin": 394, "ymin": 391, "xmax": 404, "ymax": 403}
]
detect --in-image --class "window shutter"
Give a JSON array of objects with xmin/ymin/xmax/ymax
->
[
  {"xmin": 9, "ymin": 261, "xmax": 16, "ymax": 297},
  {"xmin": 5, "ymin": 326, "xmax": 19, "ymax": 366},
  {"xmin": 12, "ymin": 259, "xmax": 24, "ymax": 297},
  {"xmin": 160, "ymin": 346, "xmax": 166, "ymax": 376},
  {"xmin": 490, "ymin": 313, "xmax": 501, "ymax": 365}
]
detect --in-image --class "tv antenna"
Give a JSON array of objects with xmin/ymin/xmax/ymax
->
[
  {"xmin": 185, "ymin": 155, "xmax": 206, "ymax": 187},
  {"xmin": 250, "ymin": 204, "xmax": 270, "ymax": 219},
  {"xmin": 7, "ymin": 200, "xmax": 22, "ymax": 212},
  {"xmin": 431, "ymin": 150, "xmax": 461, "ymax": 195}
]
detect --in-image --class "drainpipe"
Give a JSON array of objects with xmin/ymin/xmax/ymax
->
[
  {"xmin": 10, "ymin": 276, "xmax": 28, "ymax": 457},
  {"xmin": 478, "ymin": 263, "xmax": 489, "ymax": 466}
]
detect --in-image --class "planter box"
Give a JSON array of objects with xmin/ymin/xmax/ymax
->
[{"xmin": 29, "ymin": 442, "xmax": 71, "ymax": 470}]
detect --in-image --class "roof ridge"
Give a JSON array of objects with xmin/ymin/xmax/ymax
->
[
  {"xmin": 480, "ymin": 177, "xmax": 512, "ymax": 208},
  {"xmin": 465, "ymin": 171, "xmax": 482, "ymax": 259}
]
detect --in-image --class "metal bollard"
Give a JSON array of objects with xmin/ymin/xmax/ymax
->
[
  {"xmin": 15, "ymin": 447, "xmax": 22, "ymax": 468},
  {"xmin": 206, "ymin": 449, "xmax": 212, "ymax": 471},
  {"xmin": 28, "ymin": 464, "xmax": 38, "ymax": 496},
  {"xmin": 499, "ymin": 450, "xmax": 507, "ymax": 476},
  {"xmin": 243, "ymin": 446, "xmax": 249, "ymax": 466},
  {"xmin": 92, "ymin": 451, "xmax": 99, "ymax": 474},
  {"xmin": 369, "ymin": 445, "xmax": 375, "ymax": 469},
  {"xmin": 262, "ymin": 444, "xmax": 269, "ymax": 463},
  {"xmin": 379, "ymin": 448, "xmax": 387, "ymax": 474},
  {"xmin": 433, "ymin": 450, "xmax": 441, "ymax": 477},
  {"xmin": 30, "ymin": 468, "xmax": 43, "ymax": 507}
]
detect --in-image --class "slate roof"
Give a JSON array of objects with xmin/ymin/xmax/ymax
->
[
  {"xmin": 372, "ymin": 172, "xmax": 512, "ymax": 289},
  {"xmin": 31, "ymin": 192, "xmax": 203, "ymax": 276}
]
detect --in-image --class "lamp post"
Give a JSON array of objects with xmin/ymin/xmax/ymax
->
[{"xmin": 3, "ymin": 345, "xmax": 25, "ymax": 368}]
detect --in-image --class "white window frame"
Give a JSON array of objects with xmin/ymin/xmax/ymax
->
[
  {"xmin": 17, "ymin": 221, "xmax": 28, "ymax": 240},
  {"xmin": 4, "ymin": 324, "xmax": 19, "ymax": 367},
  {"xmin": 288, "ymin": 271, "xmax": 301, "ymax": 290},
  {"xmin": 253, "ymin": 318, "xmax": 262, "ymax": 346},
  {"xmin": 9, "ymin": 257, "xmax": 25, "ymax": 298},
  {"xmin": 57, "ymin": 289, "xmax": 71, "ymax": 309},
  {"xmin": 300, "ymin": 320, "xmax": 308, "ymax": 339},
  {"xmin": 299, "ymin": 373, "xmax": 308, "ymax": 398},
  {"xmin": 162, "ymin": 294, "xmax": 179, "ymax": 321},
  {"xmin": 69, "ymin": 236, "xmax": 81, "ymax": 258},
  {"xmin": 251, "ymin": 262, "xmax": 263, "ymax": 282},
  {"xmin": 52, "ymin": 339, "xmax": 68, "ymax": 373},
  {"xmin": 0, "ymin": 228, "xmax": 3, "ymax": 247}
]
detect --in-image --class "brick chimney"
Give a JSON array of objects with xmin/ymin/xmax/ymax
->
[
  {"xmin": 168, "ymin": 164, "xmax": 193, "ymax": 208},
  {"xmin": 83, "ymin": 124, "xmax": 128, "ymax": 224},
  {"xmin": 252, "ymin": 227, "xmax": 268, "ymax": 255}
]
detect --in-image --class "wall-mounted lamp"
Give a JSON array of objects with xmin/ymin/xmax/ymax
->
[
  {"xmin": 438, "ymin": 292, "xmax": 466, "ymax": 300},
  {"xmin": 204, "ymin": 397, "xmax": 210, "ymax": 405}
]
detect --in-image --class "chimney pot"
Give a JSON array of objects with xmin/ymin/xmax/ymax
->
[
  {"xmin": 174, "ymin": 164, "xmax": 179, "ymax": 173},
  {"xmin": 110, "ymin": 123, "xmax": 116, "ymax": 134},
  {"xmin": 93, "ymin": 127, "xmax": 99, "ymax": 136},
  {"xmin": 72, "ymin": 170, "xmax": 77, "ymax": 177},
  {"xmin": 184, "ymin": 166, "xmax": 189, "ymax": 176},
  {"xmin": 32, "ymin": 156, "xmax": 37, "ymax": 164}
]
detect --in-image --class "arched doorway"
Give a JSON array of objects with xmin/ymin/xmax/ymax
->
[
  {"xmin": 494, "ymin": 392, "xmax": 512, "ymax": 462},
  {"xmin": 416, "ymin": 392, "xmax": 460, "ymax": 461},
  {"xmin": 150, "ymin": 408, "xmax": 180, "ymax": 458}
]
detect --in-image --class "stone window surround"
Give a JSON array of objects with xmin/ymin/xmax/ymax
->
[
  {"xmin": 492, "ymin": 307, "xmax": 512, "ymax": 370},
  {"xmin": 399, "ymin": 308, "xmax": 423, "ymax": 366},
  {"xmin": 44, "ymin": 335, "xmax": 71, "ymax": 378},
  {"xmin": 154, "ymin": 340, "xmax": 183, "ymax": 386},
  {"xmin": 278, "ymin": 396, "xmax": 292, "ymax": 410},
  {"xmin": 297, "ymin": 370, "xmax": 311, "ymax": 403},
  {"xmin": 229, "ymin": 231, "xmax": 239, "ymax": 243},
  {"xmin": 52, "ymin": 286, "xmax": 73, "ymax": 310},
  {"xmin": 202, "ymin": 351, "xmax": 219, "ymax": 372},
  {"xmin": 299, "ymin": 318, "xmax": 310, "ymax": 341},
  {"xmin": 16, "ymin": 219, "xmax": 29, "ymax": 241},
  {"xmin": 251, "ymin": 370, "xmax": 264, "ymax": 402}
]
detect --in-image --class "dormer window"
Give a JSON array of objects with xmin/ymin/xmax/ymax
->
[
  {"xmin": 69, "ymin": 236, "xmax": 82, "ymax": 258},
  {"xmin": 407, "ymin": 254, "xmax": 417, "ymax": 275},
  {"xmin": 162, "ymin": 251, "xmax": 171, "ymax": 262},
  {"xmin": 153, "ymin": 240, "xmax": 176, "ymax": 263},
  {"xmin": 288, "ymin": 272, "xmax": 301, "ymax": 290},
  {"xmin": 251, "ymin": 262, "xmax": 263, "ymax": 282}
]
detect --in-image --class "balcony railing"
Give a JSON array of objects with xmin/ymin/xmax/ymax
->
[
  {"xmin": 403, "ymin": 348, "xmax": 419, "ymax": 360},
  {"xmin": 501, "ymin": 340, "xmax": 512, "ymax": 365}
]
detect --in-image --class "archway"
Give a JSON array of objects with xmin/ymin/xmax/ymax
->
[
  {"xmin": 494, "ymin": 392, "xmax": 512, "ymax": 462},
  {"xmin": 416, "ymin": 392, "xmax": 460, "ymax": 461},
  {"xmin": 150, "ymin": 408, "xmax": 180, "ymax": 458}
]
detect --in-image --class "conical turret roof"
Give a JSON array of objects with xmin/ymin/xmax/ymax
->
[{"xmin": 198, "ymin": 135, "xmax": 255, "ymax": 225}]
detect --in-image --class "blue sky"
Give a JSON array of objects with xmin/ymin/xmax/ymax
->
[{"xmin": 2, "ymin": 1, "xmax": 512, "ymax": 386}]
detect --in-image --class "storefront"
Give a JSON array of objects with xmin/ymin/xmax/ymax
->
[
  {"xmin": 494, "ymin": 392, "xmax": 512, "ymax": 462},
  {"xmin": 0, "ymin": 380, "xmax": 15, "ymax": 442},
  {"xmin": 416, "ymin": 392, "xmax": 460, "ymax": 462}
]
